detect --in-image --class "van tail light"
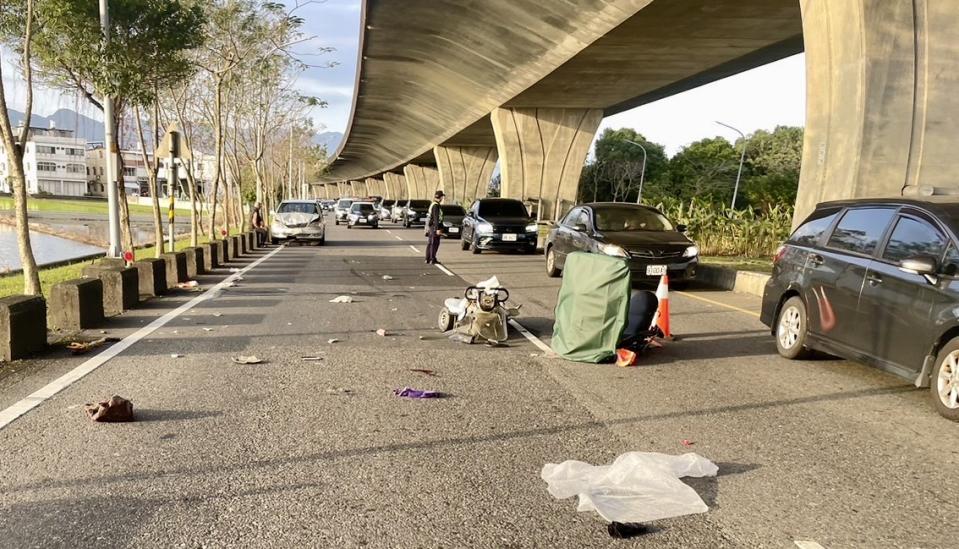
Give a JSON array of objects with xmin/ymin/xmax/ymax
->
[{"xmin": 773, "ymin": 245, "xmax": 787, "ymax": 264}]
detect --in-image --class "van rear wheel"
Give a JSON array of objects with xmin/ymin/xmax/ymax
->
[{"xmin": 775, "ymin": 296, "xmax": 812, "ymax": 360}]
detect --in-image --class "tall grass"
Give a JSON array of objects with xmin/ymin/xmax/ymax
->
[{"xmin": 654, "ymin": 198, "xmax": 792, "ymax": 258}]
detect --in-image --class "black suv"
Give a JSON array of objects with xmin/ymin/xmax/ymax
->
[
  {"xmin": 761, "ymin": 198, "xmax": 959, "ymax": 421},
  {"xmin": 460, "ymin": 198, "xmax": 538, "ymax": 254}
]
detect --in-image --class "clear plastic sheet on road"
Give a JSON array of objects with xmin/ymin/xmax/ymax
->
[
  {"xmin": 541, "ymin": 452, "xmax": 718, "ymax": 523},
  {"xmin": 551, "ymin": 252, "xmax": 631, "ymax": 363}
]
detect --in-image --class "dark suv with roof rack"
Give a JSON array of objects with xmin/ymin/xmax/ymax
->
[{"xmin": 761, "ymin": 197, "xmax": 959, "ymax": 421}]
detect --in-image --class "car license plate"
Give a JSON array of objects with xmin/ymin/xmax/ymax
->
[
  {"xmin": 502, "ymin": 233, "xmax": 517, "ymax": 242},
  {"xmin": 358, "ymin": 218, "xmax": 366, "ymax": 223},
  {"xmin": 419, "ymin": 217, "xmax": 428, "ymax": 222},
  {"xmin": 449, "ymin": 227, "xmax": 459, "ymax": 233},
  {"xmin": 646, "ymin": 265, "xmax": 667, "ymax": 276}
]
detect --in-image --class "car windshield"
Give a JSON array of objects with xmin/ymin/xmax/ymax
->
[
  {"xmin": 593, "ymin": 205, "xmax": 673, "ymax": 232},
  {"xmin": 382, "ymin": 200, "xmax": 395, "ymax": 208},
  {"xmin": 408, "ymin": 200, "xmax": 431, "ymax": 209},
  {"xmin": 352, "ymin": 203, "xmax": 375, "ymax": 213},
  {"xmin": 478, "ymin": 200, "xmax": 528, "ymax": 218},
  {"xmin": 337, "ymin": 199, "xmax": 353, "ymax": 209},
  {"xmin": 277, "ymin": 202, "xmax": 318, "ymax": 214},
  {"xmin": 441, "ymin": 205, "xmax": 466, "ymax": 215}
]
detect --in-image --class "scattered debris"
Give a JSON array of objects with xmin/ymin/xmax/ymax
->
[
  {"xmin": 681, "ymin": 439, "xmax": 695, "ymax": 448},
  {"xmin": 212, "ymin": 312, "xmax": 223, "ymax": 317},
  {"xmin": 409, "ymin": 369, "xmax": 437, "ymax": 377},
  {"xmin": 607, "ymin": 522, "xmax": 651, "ymax": 539},
  {"xmin": 287, "ymin": 322, "xmax": 293, "ymax": 326},
  {"xmin": 177, "ymin": 280, "xmax": 199, "ymax": 290},
  {"xmin": 329, "ymin": 295, "xmax": 353, "ymax": 303},
  {"xmin": 99, "ymin": 330, "xmax": 107, "ymax": 334},
  {"xmin": 85, "ymin": 395, "xmax": 134, "ymax": 422},
  {"xmin": 393, "ymin": 387, "xmax": 446, "ymax": 399},
  {"xmin": 229, "ymin": 268, "xmax": 242, "ymax": 273},
  {"xmin": 418, "ymin": 335, "xmax": 426, "ymax": 340},
  {"xmin": 327, "ymin": 338, "xmax": 340, "ymax": 344},
  {"xmin": 382, "ymin": 275, "xmax": 394, "ymax": 280},
  {"xmin": 375, "ymin": 328, "xmax": 389, "ymax": 337},
  {"xmin": 66, "ymin": 337, "xmax": 118, "ymax": 355},
  {"xmin": 301, "ymin": 356, "xmax": 324, "ymax": 361},
  {"xmin": 541, "ymin": 452, "xmax": 718, "ymax": 523},
  {"xmin": 202, "ymin": 328, "xmax": 214, "ymax": 332},
  {"xmin": 231, "ymin": 355, "xmax": 264, "ymax": 364},
  {"xmin": 326, "ymin": 387, "xmax": 353, "ymax": 395},
  {"xmin": 530, "ymin": 353, "xmax": 539, "ymax": 358},
  {"xmin": 616, "ymin": 349, "xmax": 638, "ymax": 368},
  {"xmin": 391, "ymin": 308, "xmax": 398, "ymax": 312},
  {"xmin": 170, "ymin": 354, "xmax": 183, "ymax": 358}
]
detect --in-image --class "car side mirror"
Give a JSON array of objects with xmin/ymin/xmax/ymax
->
[
  {"xmin": 900, "ymin": 256, "xmax": 939, "ymax": 284},
  {"xmin": 573, "ymin": 223, "xmax": 588, "ymax": 233},
  {"xmin": 676, "ymin": 224, "xmax": 688, "ymax": 234}
]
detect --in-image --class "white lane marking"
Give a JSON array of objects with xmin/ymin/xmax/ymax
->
[
  {"xmin": 675, "ymin": 290, "xmax": 761, "ymax": 318},
  {"xmin": 394, "ymin": 235, "xmax": 403, "ymax": 241},
  {"xmin": 409, "ymin": 245, "xmax": 422, "ymax": 254},
  {"xmin": 794, "ymin": 542, "xmax": 825, "ymax": 549},
  {"xmin": 508, "ymin": 319, "xmax": 556, "ymax": 356},
  {"xmin": 0, "ymin": 245, "xmax": 286, "ymax": 431},
  {"xmin": 385, "ymin": 229, "xmax": 392, "ymax": 234},
  {"xmin": 434, "ymin": 263, "xmax": 455, "ymax": 277}
]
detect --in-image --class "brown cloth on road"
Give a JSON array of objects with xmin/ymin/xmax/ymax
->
[{"xmin": 84, "ymin": 395, "xmax": 135, "ymax": 422}]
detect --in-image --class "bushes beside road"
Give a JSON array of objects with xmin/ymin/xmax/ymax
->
[{"xmin": 656, "ymin": 198, "xmax": 792, "ymax": 259}]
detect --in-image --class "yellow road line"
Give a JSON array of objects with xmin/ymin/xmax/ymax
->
[{"xmin": 675, "ymin": 290, "xmax": 761, "ymax": 318}]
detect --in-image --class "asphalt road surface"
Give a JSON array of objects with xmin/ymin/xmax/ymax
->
[{"xmin": 0, "ymin": 217, "xmax": 955, "ymax": 548}]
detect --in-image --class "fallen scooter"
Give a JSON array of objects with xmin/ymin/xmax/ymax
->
[{"xmin": 438, "ymin": 276, "xmax": 520, "ymax": 345}]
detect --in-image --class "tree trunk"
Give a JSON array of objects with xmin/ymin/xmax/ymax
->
[
  {"xmin": 133, "ymin": 105, "xmax": 164, "ymax": 257},
  {"xmin": 207, "ymin": 77, "xmax": 224, "ymax": 241},
  {"xmin": 112, "ymin": 107, "xmax": 135, "ymax": 253}
]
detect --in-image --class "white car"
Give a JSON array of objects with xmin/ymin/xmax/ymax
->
[
  {"xmin": 333, "ymin": 198, "xmax": 357, "ymax": 225},
  {"xmin": 271, "ymin": 200, "xmax": 326, "ymax": 245}
]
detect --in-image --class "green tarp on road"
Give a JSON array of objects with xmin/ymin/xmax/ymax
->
[{"xmin": 551, "ymin": 252, "xmax": 631, "ymax": 363}]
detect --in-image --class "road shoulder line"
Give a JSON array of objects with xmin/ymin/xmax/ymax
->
[{"xmin": 0, "ymin": 245, "xmax": 285, "ymax": 431}]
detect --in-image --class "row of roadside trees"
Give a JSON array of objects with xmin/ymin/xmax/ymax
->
[
  {"xmin": 0, "ymin": 0, "xmax": 330, "ymax": 296},
  {"xmin": 580, "ymin": 125, "xmax": 803, "ymax": 212}
]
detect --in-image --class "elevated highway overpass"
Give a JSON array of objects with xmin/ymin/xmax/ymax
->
[{"xmin": 321, "ymin": 0, "xmax": 959, "ymax": 223}]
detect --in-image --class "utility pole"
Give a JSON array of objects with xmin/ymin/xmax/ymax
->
[
  {"xmin": 99, "ymin": 0, "xmax": 121, "ymax": 257},
  {"xmin": 624, "ymin": 139, "xmax": 648, "ymax": 204},
  {"xmin": 716, "ymin": 121, "xmax": 748, "ymax": 210},
  {"xmin": 167, "ymin": 132, "xmax": 178, "ymax": 252},
  {"xmin": 286, "ymin": 120, "xmax": 294, "ymax": 200}
]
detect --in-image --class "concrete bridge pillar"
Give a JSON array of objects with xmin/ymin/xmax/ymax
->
[
  {"xmin": 433, "ymin": 145, "xmax": 498, "ymax": 206},
  {"xmin": 384, "ymin": 172, "xmax": 407, "ymax": 200},
  {"xmin": 796, "ymin": 0, "xmax": 959, "ymax": 224},
  {"xmin": 403, "ymin": 165, "xmax": 440, "ymax": 199},
  {"xmin": 349, "ymin": 180, "xmax": 367, "ymax": 197},
  {"xmin": 365, "ymin": 178, "xmax": 385, "ymax": 197},
  {"xmin": 337, "ymin": 182, "xmax": 348, "ymax": 197},
  {"xmin": 491, "ymin": 107, "xmax": 602, "ymax": 221}
]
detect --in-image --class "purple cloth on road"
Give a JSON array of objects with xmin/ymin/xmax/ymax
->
[{"xmin": 393, "ymin": 387, "xmax": 445, "ymax": 399}]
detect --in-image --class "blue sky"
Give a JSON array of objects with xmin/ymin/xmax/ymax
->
[{"xmin": 4, "ymin": 0, "xmax": 805, "ymax": 157}]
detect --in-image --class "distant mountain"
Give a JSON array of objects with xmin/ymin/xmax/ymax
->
[
  {"xmin": 7, "ymin": 108, "xmax": 105, "ymax": 144},
  {"xmin": 313, "ymin": 131, "xmax": 343, "ymax": 158}
]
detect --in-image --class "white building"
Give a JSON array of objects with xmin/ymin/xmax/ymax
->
[
  {"xmin": 86, "ymin": 146, "xmax": 151, "ymax": 198},
  {"xmin": 0, "ymin": 124, "xmax": 88, "ymax": 197}
]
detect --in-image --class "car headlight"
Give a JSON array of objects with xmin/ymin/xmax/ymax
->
[
  {"xmin": 525, "ymin": 223, "xmax": 538, "ymax": 233},
  {"xmin": 683, "ymin": 245, "xmax": 699, "ymax": 258},
  {"xmin": 476, "ymin": 223, "xmax": 493, "ymax": 234},
  {"xmin": 368, "ymin": 214, "xmax": 377, "ymax": 220},
  {"xmin": 271, "ymin": 220, "xmax": 284, "ymax": 229},
  {"xmin": 600, "ymin": 244, "xmax": 629, "ymax": 258},
  {"xmin": 443, "ymin": 221, "xmax": 452, "ymax": 227}
]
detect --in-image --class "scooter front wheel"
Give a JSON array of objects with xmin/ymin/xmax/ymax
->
[{"xmin": 438, "ymin": 307, "xmax": 454, "ymax": 331}]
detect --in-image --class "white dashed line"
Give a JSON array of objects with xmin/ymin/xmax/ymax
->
[
  {"xmin": 794, "ymin": 542, "xmax": 825, "ymax": 549},
  {"xmin": 409, "ymin": 245, "xmax": 422, "ymax": 254},
  {"xmin": 394, "ymin": 235, "xmax": 403, "ymax": 241},
  {"xmin": 0, "ymin": 245, "xmax": 285, "ymax": 431},
  {"xmin": 434, "ymin": 263, "xmax": 455, "ymax": 277}
]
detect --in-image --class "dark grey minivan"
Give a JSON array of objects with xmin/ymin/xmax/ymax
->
[{"xmin": 761, "ymin": 198, "xmax": 959, "ymax": 421}]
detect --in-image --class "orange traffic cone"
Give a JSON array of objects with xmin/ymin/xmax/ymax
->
[{"xmin": 649, "ymin": 274, "xmax": 672, "ymax": 339}]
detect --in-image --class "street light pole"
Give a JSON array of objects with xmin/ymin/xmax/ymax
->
[
  {"xmin": 716, "ymin": 121, "xmax": 747, "ymax": 210},
  {"xmin": 624, "ymin": 139, "xmax": 647, "ymax": 204},
  {"xmin": 99, "ymin": 0, "xmax": 121, "ymax": 257}
]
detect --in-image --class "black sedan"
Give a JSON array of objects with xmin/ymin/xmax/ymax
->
[
  {"xmin": 439, "ymin": 204, "xmax": 467, "ymax": 238},
  {"xmin": 544, "ymin": 202, "xmax": 698, "ymax": 284},
  {"xmin": 461, "ymin": 198, "xmax": 538, "ymax": 254}
]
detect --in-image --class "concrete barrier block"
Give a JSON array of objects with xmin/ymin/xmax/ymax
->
[
  {"xmin": 201, "ymin": 242, "xmax": 219, "ymax": 271},
  {"xmin": 132, "ymin": 258, "xmax": 166, "ymax": 297},
  {"xmin": 49, "ymin": 278, "xmax": 104, "ymax": 331},
  {"xmin": 217, "ymin": 238, "xmax": 230, "ymax": 264},
  {"xmin": 695, "ymin": 264, "xmax": 771, "ymax": 298},
  {"xmin": 192, "ymin": 246, "xmax": 206, "ymax": 275},
  {"xmin": 246, "ymin": 231, "xmax": 255, "ymax": 251},
  {"xmin": 231, "ymin": 235, "xmax": 243, "ymax": 258},
  {"xmin": 82, "ymin": 265, "xmax": 139, "ymax": 316},
  {"xmin": 161, "ymin": 252, "xmax": 189, "ymax": 288},
  {"xmin": 182, "ymin": 247, "xmax": 199, "ymax": 278},
  {"xmin": 0, "ymin": 295, "xmax": 47, "ymax": 361},
  {"xmin": 238, "ymin": 233, "xmax": 249, "ymax": 254}
]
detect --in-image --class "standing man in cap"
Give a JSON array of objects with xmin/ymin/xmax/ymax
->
[{"xmin": 425, "ymin": 190, "xmax": 446, "ymax": 264}]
